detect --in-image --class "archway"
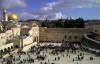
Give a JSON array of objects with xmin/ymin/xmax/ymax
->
[
  {"xmin": 34, "ymin": 36, "xmax": 37, "ymax": 42},
  {"xmin": 4, "ymin": 48, "xmax": 7, "ymax": 54},
  {"xmin": 36, "ymin": 36, "xmax": 39, "ymax": 42},
  {"xmin": 0, "ymin": 50, "xmax": 3, "ymax": 54},
  {"xmin": 11, "ymin": 46, "xmax": 13, "ymax": 49},
  {"xmin": 8, "ymin": 47, "xmax": 11, "ymax": 52},
  {"xmin": 15, "ymin": 45, "xmax": 19, "ymax": 48},
  {"xmin": 0, "ymin": 50, "xmax": 3, "ymax": 58}
]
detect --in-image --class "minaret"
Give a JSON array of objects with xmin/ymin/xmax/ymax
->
[{"xmin": 2, "ymin": 8, "xmax": 8, "ymax": 21}]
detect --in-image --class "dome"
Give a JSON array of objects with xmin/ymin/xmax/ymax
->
[{"xmin": 8, "ymin": 14, "xmax": 18, "ymax": 21}]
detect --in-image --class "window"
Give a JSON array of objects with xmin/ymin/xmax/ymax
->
[{"xmin": 95, "ymin": 30, "xmax": 97, "ymax": 32}]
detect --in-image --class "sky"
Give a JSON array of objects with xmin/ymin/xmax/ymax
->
[{"xmin": 0, "ymin": 0, "xmax": 100, "ymax": 20}]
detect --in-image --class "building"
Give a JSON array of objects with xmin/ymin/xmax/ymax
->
[{"xmin": 0, "ymin": 9, "xmax": 100, "ymax": 52}]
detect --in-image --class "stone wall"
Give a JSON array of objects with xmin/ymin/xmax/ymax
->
[
  {"xmin": 0, "ymin": 43, "xmax": 13, "ymax": 51},
  {"xmin": 11, "ymin": 27, "xmax": 20, "ymax": 37},
  {"xmin": 82, "ymin": 34, "xmax": 100, "ymax": 50},
  {"xmin": 0, "ymin": 30, "xmax": 13, "ymax": 46},
  {"xmin": 23, "ymin": 36, "xmax": 33, "ymax": 47},
  {"xmin": 0, "ymin": 33, "xmax": 7, "ymax": 46},
  {"xmin": 39, "ymin": 27, "xmax": 91, "ymax": 42},
  {"xmin": 90, "ymin": 25, "xmax": 100, "ymax": 35},
  {"xmin": 5, "ymin": 30, "xmax": 13, "ymax": 40},
  {"xmin": 12, "ymin": 39, "xmax": 21, "ymax": 48},
  {"xmin": 32, "ymin": 27, "xmax": 39, "ymax": 42}
]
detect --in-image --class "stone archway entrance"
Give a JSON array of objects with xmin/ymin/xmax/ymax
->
[
  {"xmin": 36, "ymin": 36, "xmax": 39, "ymax": 42},
  {"xmin": 11, "ymin": 46, "xmax": 13, "ymax": 49},
  {"xmin": 34, "ymin": 36, "xmax": 37, "ymax": 42},
  {"xmin": 7, "ymin": 47, "xmax": 11, "ymax": 52},
  {"xmin": 33, "ymin": 36, "xmax": 39, "ymax": 42},
  {"xmin": 15, "ymin": 45, "xmax": 19, "ymax": 48}
]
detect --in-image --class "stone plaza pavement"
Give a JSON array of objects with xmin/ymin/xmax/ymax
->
[{"xmin": 0, "ymin": 43, "xmax": 100, "ymax": 64}]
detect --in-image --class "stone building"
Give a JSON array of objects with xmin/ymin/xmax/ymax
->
[{"xmin": 0, "ymin": 9, "xmax": 100, "ymax": 52}]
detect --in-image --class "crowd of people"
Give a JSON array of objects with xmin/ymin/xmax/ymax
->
[{"xmin": 0, "ymin": 42, "xmax": 100, "ymax": 64}]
